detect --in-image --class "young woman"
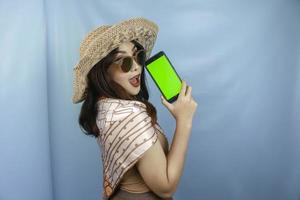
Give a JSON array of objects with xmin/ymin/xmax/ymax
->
[{"xmin": 72, "ymin": 18, "xmax": 198, "ymax": 200}]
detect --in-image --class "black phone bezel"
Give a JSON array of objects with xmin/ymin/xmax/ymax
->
[{"xmin": 145, "ymin": 51, "xmax": 182, "ymax": 103}]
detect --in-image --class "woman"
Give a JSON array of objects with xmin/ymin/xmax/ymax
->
[{"xmin": 72, "ymin": 17, "xmax": 198, "ymax": 200}]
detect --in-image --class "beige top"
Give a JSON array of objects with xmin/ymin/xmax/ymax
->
[
  {"xmin": 96, "ymin": 98, "xmax": 169, "ymax": 200},
  {"xmin": 118, "ymin": 127, "xmax": 169, "ymax": 193}
]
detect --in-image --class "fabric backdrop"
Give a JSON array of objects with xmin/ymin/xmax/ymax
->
[{"xmin": 0, "ymin": 0, "xmax": 299, "ymax": 200}]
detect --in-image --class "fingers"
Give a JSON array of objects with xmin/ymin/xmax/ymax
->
[
  {"xmin": 179, "ymin": 80, "xmax": 187, "ymax": 98},
  {"xmin": 180, "ymin": 80, "xmax": 192, "ymax": 100},
  {"xmin": 185, "ymin": 85, "xmax": 192, "ymax": 98}
]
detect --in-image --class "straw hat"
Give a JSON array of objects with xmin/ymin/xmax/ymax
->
[{"xmin": 72, "ymin": 17, "xmax": 159, "ymax": 104}]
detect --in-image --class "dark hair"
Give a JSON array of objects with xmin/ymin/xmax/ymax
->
[{"xmin": 78, "ymin": 40, "xmax": 157, "ymax": 138}]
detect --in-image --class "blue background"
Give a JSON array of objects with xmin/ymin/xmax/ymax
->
[{"xmin": 0, "ymin": 0, "xmax": 299, "ymax": 200}]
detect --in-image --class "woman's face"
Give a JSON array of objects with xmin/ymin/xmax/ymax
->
[{"xmin": 107, "ymin": 41, "xmax": 142, "ymax": 96}]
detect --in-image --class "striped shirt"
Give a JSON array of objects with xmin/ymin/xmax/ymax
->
[{"xmin": 96, "ymin": 98, "xmax": 165, "ymax": 200}]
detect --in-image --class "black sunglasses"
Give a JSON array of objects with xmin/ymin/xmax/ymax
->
[{"xmin": 111, "ymin": 49, "xmax": 146, "ymax": 73}]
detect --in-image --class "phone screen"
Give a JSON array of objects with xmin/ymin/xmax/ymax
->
[{"xmin": 145, "ymin": 51, "xmax": 182, "ymax": 103}]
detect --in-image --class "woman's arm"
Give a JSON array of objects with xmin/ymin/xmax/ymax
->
[
  {"xmin": 136, "ymin": 80, "xmax": 197, "ymax": 198},
  {"xmin": 136, "ymin": 119, "xmax": 192, "ymax": 198}
]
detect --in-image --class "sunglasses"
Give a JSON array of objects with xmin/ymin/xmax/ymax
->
[{"xmin": 111, "ymin": 49, "xmax": 146, "ymax": 73}]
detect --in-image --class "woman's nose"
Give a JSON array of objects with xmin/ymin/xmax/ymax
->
[{"xmin": 131, "ymin": 60, "xmax": 139, "ymax": 71}]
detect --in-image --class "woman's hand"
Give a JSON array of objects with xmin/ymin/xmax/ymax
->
[{"xmin": 160, "ymin": 80, "xmax": 198, "ymax": 124}]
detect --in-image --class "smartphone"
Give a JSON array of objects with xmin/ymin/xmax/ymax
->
[{"xmin": 145, "ymin": 51, "xmax": 182, "ymax": 103}]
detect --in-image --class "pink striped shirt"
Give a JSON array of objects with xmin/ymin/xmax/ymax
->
[{"xmin": 96, "ymin": 98, "xmax": 166, "ymax": 200}]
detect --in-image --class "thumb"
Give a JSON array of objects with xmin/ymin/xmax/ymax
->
[{"xmin": 161, "ymin": 95, "xmax": 172, "ymax": 109}]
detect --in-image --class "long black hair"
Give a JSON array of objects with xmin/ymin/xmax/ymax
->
[{"xmin": 78, "ymin": 40, "xmax": 157, "ymax": 138}]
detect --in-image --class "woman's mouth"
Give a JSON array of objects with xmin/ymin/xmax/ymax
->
[{"xmin": 129, "ymin": 74, "xmax": 140, "ymax": 87}]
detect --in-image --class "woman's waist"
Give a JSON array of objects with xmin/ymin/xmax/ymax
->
[{"xmin": 111, "ymin": 188, "xmax": 173, "ymax": 200}]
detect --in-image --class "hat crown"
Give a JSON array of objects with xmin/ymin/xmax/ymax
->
[{"xmin": 79, "ymin": 25, "xmax": 111, "ymax": 58}]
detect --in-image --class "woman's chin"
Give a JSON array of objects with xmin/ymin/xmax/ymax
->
[{"xmin": 127, "ymin": 86, "xmax": 140, "ymax": 96}]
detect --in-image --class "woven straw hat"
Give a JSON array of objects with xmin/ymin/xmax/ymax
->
[{"xmin": 72, "ymin": 17, "xmax": 159, "ymax": 104}]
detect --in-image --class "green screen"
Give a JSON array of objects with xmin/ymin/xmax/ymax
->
[{"xmin": 147, "ymin": 55, "xmax": 181, "ymax": 100}]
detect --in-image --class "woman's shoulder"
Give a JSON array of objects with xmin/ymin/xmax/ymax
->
[
  {"xmin": 97, "ymin": 97, "xmax": 147, "ymax": 112},
  {"xmin": 96, "ymin": 98, "xmax": 149, "ymax": 124}
]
